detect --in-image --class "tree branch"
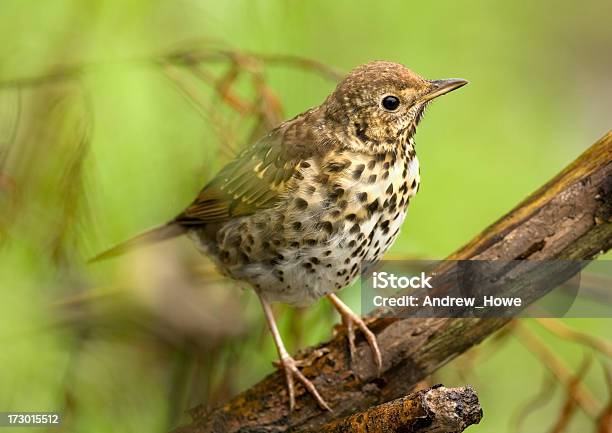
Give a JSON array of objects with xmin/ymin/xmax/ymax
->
[
  {"xmin": 299, "ymin": 386, "xmax": 482, "ymax": 433},
  {"xmin": 175, "ymin": 131, "xmax": 612, "ymax": 432}
]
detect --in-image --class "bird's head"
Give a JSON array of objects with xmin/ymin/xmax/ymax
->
[{"xmin": 324, "ymin": 61, "xmax": 467, "ymax": 154}]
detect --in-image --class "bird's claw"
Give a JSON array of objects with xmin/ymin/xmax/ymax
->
[
  {"xmin": 341, "ymin": 311, "xmax": 383, "ymax": 375},
  {"xmin": 328, "ymin": 293, "xmax": 383, "ymax": 375},
  {"xmin": 276, "ymin": 355, "xmax": 332, "ymax": 412}
]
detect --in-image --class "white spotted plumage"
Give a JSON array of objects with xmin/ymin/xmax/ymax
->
[{"xmin": 193, "ymin": 138, "xmax": 420, "ymax": 307}]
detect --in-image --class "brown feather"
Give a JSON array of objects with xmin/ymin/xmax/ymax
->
[{"xmin": 175, "ymin": 114, "xmax": 337, "ymax": 226}]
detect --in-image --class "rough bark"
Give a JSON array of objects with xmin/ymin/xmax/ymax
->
[
  {"xmin": 175, "ymin": 131, "xmax": 612, "ymax": 433},
  {"xmin": 300, "ymin": 385, "xmax": 482, "ymax": 433}
]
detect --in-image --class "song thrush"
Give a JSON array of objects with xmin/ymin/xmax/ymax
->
[{"xmin": 92, "ymin": 61, "xmax": 467, "ymax": 411}]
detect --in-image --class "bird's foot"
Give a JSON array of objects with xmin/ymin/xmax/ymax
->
[
  {"xmin": 257, "ymin": 293, "xmax": 332, "ymax": 412},
  {"xmin": 276, "ymin": 354, "xmax": 332, "ymax": 412},
  {"xmin": 341, "ymin": 310, "xmax": 383, "ymax": 375},
  {"xmin": 328, "ymin": 293, "xmax": 383, "ymax": 375}
]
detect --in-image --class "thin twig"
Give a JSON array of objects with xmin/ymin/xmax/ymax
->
[
  {"xmin": 513, "ymin": 321, "xmax": 600, "ymax": 418},
  {"xmin": 536, "ymin": 318, "xmax": 612, "ymax": 358}
]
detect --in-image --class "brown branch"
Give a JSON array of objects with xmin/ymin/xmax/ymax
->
[
  {"xmin": 176, "ymin": 132, "xmax": 612, "ymax": 433},
  {"xmin": 299, "ymin": 385, "xmax": 482, "ymax": 433},
  {"xmin": 548, "ymin": 354, "xmax": 594, "ymax": 433},
  {"xmin": 536, "ymin": 318, "xmax": 612, "ymax": 357},
  {"xmin": 597, "ymin": 363, "xmax": 612, "ymax": 432},
  {"xmin": 513, "ymin": 321, "xmax": 600, "ymax": 418}
]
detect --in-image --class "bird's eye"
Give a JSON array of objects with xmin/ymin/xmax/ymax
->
[{"xmin": 381, "ymin": 95, "xmax": 400, "ymax": 111}]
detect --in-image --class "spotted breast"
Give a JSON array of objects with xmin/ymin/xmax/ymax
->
[{"xmin": 200, "ymin": 138, "xmax": 420, "ymax": 307}]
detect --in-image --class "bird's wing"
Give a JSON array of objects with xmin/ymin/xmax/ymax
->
[
  {"xmin": 90, "ymin": 113, "xmax": 336, "ymax": 261},
  {"xmin": 175, "ymin": 127, "xmax": 321, "ymax": 226}
]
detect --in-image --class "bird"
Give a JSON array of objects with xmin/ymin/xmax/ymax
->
[{"xmin": 92, "ymin": 61, "xmax": 467, "ymax": 411}]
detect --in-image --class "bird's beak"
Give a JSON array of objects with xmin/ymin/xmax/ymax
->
[{"xmin": 419, "ymin": 78, "xmax": 468, "ymax": 103}]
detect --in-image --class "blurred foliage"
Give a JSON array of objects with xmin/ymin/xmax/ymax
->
[{"xmin": 0, "ymin": 1, "xmax": 611, "ymax": 432}]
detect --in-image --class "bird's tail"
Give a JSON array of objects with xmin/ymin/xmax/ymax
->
[{"xmin": 89, "ymin": 222, "xmax": 186, "ymax": 263}]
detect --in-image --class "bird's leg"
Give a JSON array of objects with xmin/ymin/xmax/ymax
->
[
  {"xmin": 327, "ymin": 293, "xmax": 382, "ymax": 375},
  {"xmin": 257, "ymin": 293, "xmax": 332, "ymax": 412}
]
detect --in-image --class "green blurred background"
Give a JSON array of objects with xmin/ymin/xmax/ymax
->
[{"xmin": 0, "ymin": 1, "xmax": 611, "ymax": 432}]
